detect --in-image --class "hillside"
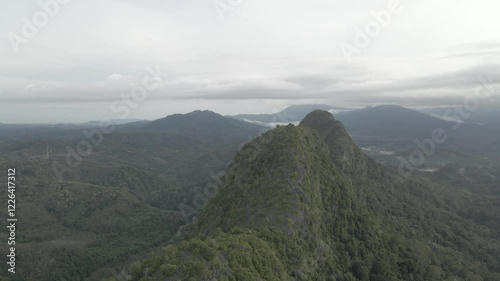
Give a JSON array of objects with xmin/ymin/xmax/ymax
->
[
  {"xmin": 129, "ymin": 111, "xmax": 500, "ymax": 281},
  {"xmin": 0, "ymin": 111, "xmax": 265, "ymax": 281},
  {"xmin": 1, "ymin": 110, "xmax": 498, "ymax": 280},
  {"xmin": 131, "ymin": 124, "xmax": 413, "ymax": 281},
  {"xmin": 131, "ymin": 110, "xmax": 266, "ymax": 140}
]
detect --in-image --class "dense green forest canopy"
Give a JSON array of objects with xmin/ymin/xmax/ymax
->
[
  {"xmin": 125, "ymin": 111, "xmax": 500, "ymax": 281},
  {"xmin": 0, "ymin": 110, "xmax": 498, "ymax": 281}
]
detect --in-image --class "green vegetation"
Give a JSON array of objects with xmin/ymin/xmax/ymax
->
[
  {"xmin": 0, "ymin": 112, "xmax": 263, "ymax": 280},
  {"xmin": 130, "ymin": 114, "xmax": 500, "ymax": 280},
  {"xmin": 1, "ymin": 110, "xmax": 499, "ymax": 280}
]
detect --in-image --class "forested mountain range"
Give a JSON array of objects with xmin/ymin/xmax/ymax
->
[
  {"xmin": 0, "ymin": 111, "xmax": 264, "ymax": 281},
  {"xmin": 0, "ymin": 109, "xmax": 498, "ymax": 281}
]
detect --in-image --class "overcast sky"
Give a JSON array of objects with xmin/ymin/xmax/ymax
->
[{"xmin": 1, "ymin": 0, "xmax": 499, "ymax": 122}]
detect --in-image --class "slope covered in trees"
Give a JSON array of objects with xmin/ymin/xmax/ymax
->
[
  {"xmin": 0, "ymin": 111, "xmax": 265, "ymax": 281},
  {"xmin": 129, "ymin": 111, "xmax": 500, "ymax": 281},
  {"xmin": 1, "ymin": 110, "xmax": 498, "ymax": 280}
]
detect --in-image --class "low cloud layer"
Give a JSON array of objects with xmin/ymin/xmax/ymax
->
[{"xmin": 1, "ymin": 0, "xmax": 499, "ymax": 122}]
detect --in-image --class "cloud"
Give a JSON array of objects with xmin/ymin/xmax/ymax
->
[
  {"xmin": 107, "ymin": 73, "xmax": 127, "ymax": 80},
  {"xmin": 1, "ymin": 59, "xmax": 499, "ymax": 106},
  {"xmin": 1, "ymin": 0, "xmax": 500, "ymax": 122}
]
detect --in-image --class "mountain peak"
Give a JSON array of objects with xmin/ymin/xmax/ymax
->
[
  {"xmin": 197, "ymin": 125, "xmax": 335, "ymax": 233},
  {"xmin": 186, "ymin": 110, "xmax": 220, "ymax": 116},
  {"xmin": 136, "ymin": 110, "xmax": 265, "ymax": 140},
  {"xmin": 138, "ymin": 119, "xmax": 416, "ymax": 280},
  {"xmin": 299, "ymin": 109, "xmax": 336, "ymax": 121},
  {"xmin": 158, "ymin": 110, "xmax": 223, "ymax": 121},
  {"xmin": 300, "ymin": 110, "xmax": 370, "ymax": 175}
]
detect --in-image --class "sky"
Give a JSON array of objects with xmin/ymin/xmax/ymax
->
[{"xmin": 0, "ymin": 0, "xmax": 499, "ymax": 123}]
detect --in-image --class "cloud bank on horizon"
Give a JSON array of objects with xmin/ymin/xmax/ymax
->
[{"xmin": 0, "ymin": 0, "xmax": 499, "ymax": 122}]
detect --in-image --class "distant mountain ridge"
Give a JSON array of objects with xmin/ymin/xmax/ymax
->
[
  {"xmin": 125, "ymin": 110, "xmax": 267, "ymax": 140},
  {"xmin": 421, "ymin": 105, "xmax": 500, "ymax": 126},
  {"xmin": 335, "ymin": 105, "xmax": 451, "ymax": 139},
  {"xmin": 230, "ymin": 104, "xmax": 346, "ymax": 124},
  {"xmin": 335, "ymin": 105, "xmax": 500, "ymax": 154}
]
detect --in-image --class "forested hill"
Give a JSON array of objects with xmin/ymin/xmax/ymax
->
[
  {"xmin": 129, "ymin": 111, "xmax": 500, "ymax": 281},
  {"xmin": 127, "ymin": 110, "xmax": 266, "ymax": 140},
  {"xmin": 0, "ymin": 111, "xmax": 267, "ymax": 281}
]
